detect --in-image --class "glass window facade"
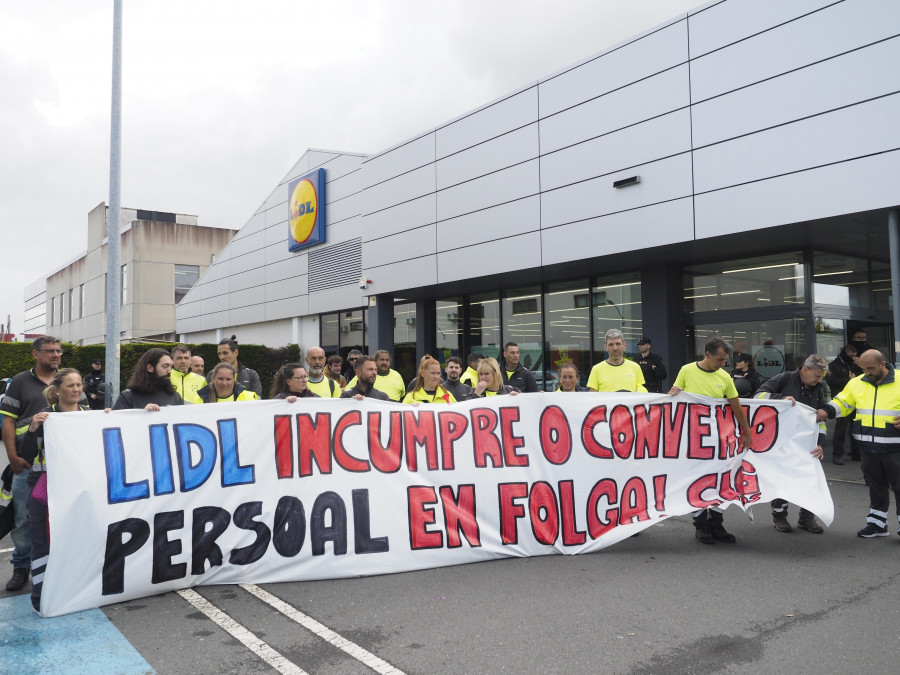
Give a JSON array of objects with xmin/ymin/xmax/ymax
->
[
  {"xmin": 175, "ymin": 264, "xmax": 201, "ymax": 304},
  {"xmin": 436, "ymin": 297, "xmax": 462, "ymax": 367},
  {"xmin": 393, "ymin": 302, "xmax": 417, "ymax": 384},
  {"xmin": 594, "ymin": 273, "xmax": 642, "ymax": 359},
  {"xmin": 502, "ymin": 286, "xmax": 543, "ymax": 384},
  {"xmin": 468, "ymin": 292, "xmax": 501, "ymax": 361},
  {"xmin": 684, "ymin": 253, "xmax": 805, "ymax": 312},
  {"xmin": 544, "ymin": 280, "xmax": 591, "ymax": 389},
  {"xmin": 688, "ymin": 319, "xmax": 807, "ymax": 380}
]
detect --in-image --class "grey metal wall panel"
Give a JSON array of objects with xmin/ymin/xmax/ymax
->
[
  {"xmin": 437, "ymin": 196, "xmax": 540, "ymax": 252},
  {"xmin": 265, "ymin": 182, "xmax": 290, "ymax": 212},
  {"xmin": 266, "ymin": 255, "xmax": 307, "ymax": 283},
  {"xmin": 201, "ymin": 294, "xmax": 229, "ymax": 315},
  {"xmin": 363, "ymin": 255, "xmax": 438, "ymax": 295},
  {"xmin": 539, "ymin": 65, "xmax": 689, "ymax": 154},
  {"xmin": 231, "ymin": 302, "xmax": 266, "ymax": 325},
  {"xmin": 363, "ymin": 165, "xmax": 436, "ymax": 216},
  {"xmin": 282, "ymin": 156, "xmax": 309, "ymax": 186},
  {"xmin": 364, "ymin": 224, "xmax": 436, "ymax": 269},
  {"xmin": 437, "ymin": 232, "xmax": 541, "ymax": 284},
  {"xmin": 177, "ymin": 314, "xmax": 201, "ymax": 333},
  {"xmin": 234, "ymin": 212, "xmax": 267, "ymax": 240},
  {"xmin": 323, "ymin": 216, "xmax": 364, "ymax": 247},
  {"xmin": 688, "ymin": 0, "xmax": 836, "ymax": 58},
  {"xmin": 694, "ymin": 95, "xmax": 900, "ymax": 193},
  {"xmin": 231, "ymin": 246, "xmax": 267, "ymax": 275},
  {"xmin": 176, "ymin": 299, "xmax": 200, "ymax": 321},
  {"xmin": 436, "ymin": 124, "xmax": 538, "ymax": 190},
  {"xmin": 689, "ymin": 1, "xmax": 900, "ymax": 103},
  {"xmin": 437, "ymin": 159, "xmax": 539, "ymax": 222},
  {"xmin": 198, "ymin": 276, "xmax": 229, "ymax": 301},
  {"xmin": 265, "ymin": 218, "xmax": 288, "ymax": 247},
  {"xmin": 264, "ymin": 273, "xmax": 306, "ymax": 303},
  {"xmin": 436, "ymin": 88, "xmax": 538, "ymax": 159},
  {"xmin": 306, "ymin": 150, "xmax": 340, "ymax": 170},
  {"xmin": 200, "ymin": 310, "xmax": 230, "ymax": 331},
  {"xmin": 229, "ymin": 229, "xmax": 266, "ymax": 259},
  {"xmin": 201, "ymin": 258, "xmax": 230, "ymax": 283},
  {"xmin": 541, "ymin": 154, "xmax": 694, "ymax": 230},
  {"xmin": 695, "ymin": 150, "xmax": 900, "ymax": 238},
  {"xmin": 266, "ymin": 296, "xmax": 309, "ymax": 322},
  {"xmin": 692, "ymin": 37, "xmax": 900, "ymax": 148},
  {"xmin": 327, "ymin": 167, "xmax": 365, "ymax": 202},
  {"xmin": 327, "ymin": 193, "xmax": 362, "ymax": 227},
  {"xmin": 265, "ymin": 202, "xmax": 287, "ymax": 228},
  {"xmin": 362, "ymin": 133, "xmax": 435, "ymax": 186},
  {"xmin": 541, "ymin": 197, "xmax": 694, "ymax": 266},
  {"xmin": 362, "ymin": 195, "xmax": 436, "ymax": 242},
  {"xmin": 308, "ymin": 285, "xmax": 366, "ymax": 315},
  {"xmin": 229, "ymin": 265, "xmax": 266, "ymax": 293},
  {"xmin": 539, "ymin": 22, "xmax": 687, "ymax": 118},
  {"xmin": 230, "ymin": 286, "xmax": 266, "ymax": 310},
  {"xmin": 540, "ymin": 109, "xmax": 691, "ymax": 192}
]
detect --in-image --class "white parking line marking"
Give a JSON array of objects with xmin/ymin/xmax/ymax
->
[
  {"xmin": 0, "ymin": 548, "xmax": 12, "ymax": 554},
  {"xmin": 241, "ymin": 584, "xmax": 406, "ymax": 675},
  {"xmin": 177, "ymin": 588, "xmax": 307, "ymax": 675}
]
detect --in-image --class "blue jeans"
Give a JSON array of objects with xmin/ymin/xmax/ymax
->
[{"xmin": 10, "ymin": 468, "xmax": 32, "ymax": 569}]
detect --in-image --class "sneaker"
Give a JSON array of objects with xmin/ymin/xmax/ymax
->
[
  {"xmin": 772, "ymin": 514, "xmax": 793, "ymax": 533},
  {"xmin": 695, "ymin": 526, "xmax": 715, "ymax": 545},
  {"xmin": 709, "ymin": 523, "xmax": 737, "ymax": 543},
  {"xmin": 797, "ymin": 516, "xmax": 824, "ymax": 534},
  {"xmin": 857, "ymin": 523, "xmax": 888, "ymax": 538},
  {"xmin": 5, "ymin": 568, "xmax": 29, "ymax": 592},
  {"xmin": 832, "ymin": 458, "xmax": 845, "ymax": 465}
]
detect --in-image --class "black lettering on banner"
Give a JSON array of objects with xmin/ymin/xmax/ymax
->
[
  {"xmin": 368, "ymin": 411, "xmax": 403, "ymax": 473},
  {"xmin": 539, "ymin": 406, "xmax": 572, "ymax": 465},
  {"xmin": 191, "ymin": 506, "xmax": 231, "ymax": 575},
  {"xmin": 230, "ymin": 501, "xmax": 272, "ymax": 565},
  {"xmin": 352, "ymin": 489, "xmax": 389, "ymax": 554},
  {"xmin": 102, "ymin": 518, "xmax": 150, "ymax": 596},
  {"xmin": 272, "ymin": 496, "xmax": 306, "ymax": 557},
  {"xmin": 152, "ymin": 511, "xmax": 187, "ymax": 584},
  {"xmin": 311, "ymin": 492, "xmax": 348, "ymax": 556}
]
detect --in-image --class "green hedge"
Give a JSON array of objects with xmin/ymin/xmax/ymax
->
[{"xmin": 0, "ymin": 342, "xmax": 302, "ymax": 398}]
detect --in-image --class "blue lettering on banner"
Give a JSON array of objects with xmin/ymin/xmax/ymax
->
[{"xmin": 104, "ymin": 427, "xmax": 150, "ymax": 504}]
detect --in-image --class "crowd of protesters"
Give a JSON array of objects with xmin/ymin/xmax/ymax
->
[{"xmin": 3, "ymin": 328, "xmax": 899, "ymax": 609}]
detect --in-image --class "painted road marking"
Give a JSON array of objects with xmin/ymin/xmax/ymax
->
[
  {"xmin": 241, "ymin": 584, "xmax": 406, "ymax": 675},
  {"xmin": 0, "ymin": 594, "xmax": 155, "ymax": 674},
  {"xmin": 0, "ymin": 547, "xmax": 12, "ymax": 554},
  {"xmin": 177, "ymin": 588, "xmax": 307, "ymax": 675}
]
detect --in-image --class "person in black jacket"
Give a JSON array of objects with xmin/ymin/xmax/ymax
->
[
  {"xmin": 83, "ymin": 358, "xmax": 106, "ymax": 410},
  {"xmin": 113, "ymin": 348, "xmax": 184, "ymax": 410},
  {"xmin": 754, "ymin": 354, "xmax": 830, "ymax": 534},
  {"xmin": 635, "ymin": 337, "xmax": 667, "ymax": 393},
  {"xmin": 500, "ymin": 342, "xmax": 537, "ymax": 393},
  {"xmin": 442, "ymin": 356, "xmax": 474, "ymax": 402},
  {"xmin": 731, "ymin": 353, "xmax": 761, "ymax": 397},
  {"xmin": 826, "ymin": 344, "xmax": 862, "ymax": 463}
]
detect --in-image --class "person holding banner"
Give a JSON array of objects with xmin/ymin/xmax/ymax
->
[
  {"xmin": 197, "ymin": 363, "xmax": 260, "ymax": 403},
  {"xmin": 587, "ymin": 329, "xmax": 647, "ymax": 393},
  {"xmin": 473, "ymin": 357, "xmax": 519, "ymax": 398},
  {"xmin": 113, "ymin": 349, "xmax": 184, "ymax": 410},
  {"xmin": 403, "ymin": 357, "xmax": 457, "ymax": 404},
  {"xmin": 23, "ymin": 368, "xmax": 90, "ymax": 611},
  {"xmin": 669, "ymin": 336, "xmax": 754, "ymax": 545},
  {"xmin": 556, "ymin": 361, "xmax": 588, "ymax": 392},
  {"xmin": 270, "ymin": 364, "xmax": 319, "ymax": 400},
  {"xmin": 754, "ymin": 354, "xmax": 829, "ymax": 534},
  {"xmin": 342, "ymin": 355, "xmax": 390, "ymax": 400},
  {"xmin": 819, "ymin": 349, "xmax": 900, "ymax": 538}
]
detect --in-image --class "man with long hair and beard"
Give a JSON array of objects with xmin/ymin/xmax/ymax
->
[{"xmin": 112, "ymin": 348, "xmax": 185, "ymax": 410}]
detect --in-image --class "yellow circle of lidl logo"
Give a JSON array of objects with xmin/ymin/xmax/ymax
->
[{"xmin": 289, "ymin": 179, "xmax": 318, "ymax": 244}]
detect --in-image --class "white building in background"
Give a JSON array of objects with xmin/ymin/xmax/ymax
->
[
  {"xmin": 176, "ymin": 0, "xmax": 900, "ymax": 387},
  {"xmin": 36, "ymin": 202, "xmax": 236, "ymax": 344}
]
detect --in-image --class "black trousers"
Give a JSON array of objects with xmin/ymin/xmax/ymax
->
[
  {"xmin": 860, "ymin": 450, "xmax": 900, "ymax": 530},
  {"xmin": 832, "ymin": 414, "xmax": 860, "ymax": 459}
]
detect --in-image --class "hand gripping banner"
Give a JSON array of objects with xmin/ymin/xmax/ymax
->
[{"xmin": 40, "ymin": 392, "xmax": 832, "ymax": 616}]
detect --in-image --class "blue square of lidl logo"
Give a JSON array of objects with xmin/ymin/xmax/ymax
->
[{"xmin": 288, "ymin": 168, "xmax": 326, "ymax": 251}]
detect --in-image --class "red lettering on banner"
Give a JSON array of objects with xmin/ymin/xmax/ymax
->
[
  {"xmin": 500, "ymin": 407, "xmax": 528, "ymax": 467},
  {"xmin": 686, "ymin": 473, "xmax": 719, "ymax": 508},
  {"xmin": 610, "ymin": 405, "xmax": 635, "ymax": 459},
  {"xmin": 736, "ymin": 460, "xmax": 761, "ymax": 503},
  {"xmin": 472, "ymin": 408, "xmax": 503, "ymax": 468},
  {"xmin": 634, "ymin": 405, "xmax": 661, "ymax": 459},
  {"xmin": 540, "ymin": 406, "xmax": 572, "ymax": 465},
  {"xmin": 652, "ymin": 474, "xmax": 667, "ymax": 512},
  {"xmin": 528, "ymin": 482, "xmax": 559, "ymax": 545},
  {"xmin": 717, "ymin": 471, "xmax": 739, "ymax": 501},
  {"xmin": 439, "ymin": 485, "xmax": 480, "ymax": 548},
  {"xmin": 662, "ymin": 402, "xmax": 687, "ymax": 458},
  {"xmin": 687, "ymin": 404, "xmax": 714, "ymax": 460},
  {"xmin": 333, "ymin": 411, "xmax": 369, "ymax": 472},
  {"xmin": 586, "ymin": 479, "xmax": 618, "ymax": 538},
  {"xmin": 714, "ymin": 406, "xmax": 739, "ymax": 459},
  {"xmin": 407, "ymin": 486, "xmax": 442, "ymax": 549},
  {"xmin": 620, "ymin": 477, "xmax": 650, "ymax": 525},
  {"xmin": 367, "ymin": 411, "xmax": 403, "ymax": 473},
  {"xmin": 274, "ymin": 415, "xmax": 293, "ymax": 478},
  {"xmin": 558, "ymin": 480, "xmax": 586, "ymax": 545},
  {"xmin": 498, "ymin": 482, "xmax": 528, "ymax": 544},
  {"xmin": 582, "ymin": 406, "xmax": 613, "ymax": 458},
  {"xmin": 297, "ymin": 413, "xmax": 332, "ymax": 477},
  {"xmin": 403, "ymin": 410, "xmax": 438, "ymax": 472},
  {"xmin": 749, "ymin": 405, "xmax": 779, "ymax": 453},
  {"xmin": 438, "ymin": 412, "xmax": 468, "ymax": 471}
]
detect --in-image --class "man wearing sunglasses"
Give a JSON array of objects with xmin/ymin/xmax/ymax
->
[{"xmin": 1, "ymin": 336, "xmax": 63, "ymax": 592}]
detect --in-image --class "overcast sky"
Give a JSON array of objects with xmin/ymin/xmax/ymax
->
[{"xmin": 0, "ymin": 0, "xmax": 702, "ymax": 337}]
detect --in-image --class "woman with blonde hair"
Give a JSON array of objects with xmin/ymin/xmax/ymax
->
[
  {"xmin": 23, "ymin": 367, "xmax": 90, "ymax": 612},
  {"xmin": 473, "ymin": 357, "xmax": 519, "ymax": 397},
  {"xmin": 403, "ymin": 356, "xmax": 456, "ymax": 404},
  {"xmin": 197, "ymin": 362, "xmax": 259, "ymax": 403}
]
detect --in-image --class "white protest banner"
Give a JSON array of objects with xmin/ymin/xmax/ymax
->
[{"xmin": 40, "ymin": 393, "xmax": 832, "ymax": 617}]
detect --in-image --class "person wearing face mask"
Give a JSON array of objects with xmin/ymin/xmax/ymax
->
[
  {"xmin": 403, "ymin": 357, "xmax": 457, "ymax": 404},
  {"xmin": 827, "ymin": 344, "xmax": 862, "ymax": 464},
  {"xmin": 556, "ymin": 362, "xmax": 588, "ymax": 392},
  {"xmin": 850, "ymin": 330, "xmax": 872, "ymax": 365}
]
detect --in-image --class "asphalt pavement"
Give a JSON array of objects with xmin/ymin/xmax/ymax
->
[{"xmin": 2, "ymin": 457, "xmax": 899, "ymax": 675}]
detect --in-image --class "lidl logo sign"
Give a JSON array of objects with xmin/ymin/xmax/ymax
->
[{"xmin": 288, "ymin": 168, "xmax": 325, "ymax": 251}]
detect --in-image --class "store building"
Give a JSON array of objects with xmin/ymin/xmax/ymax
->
[
  {"xmin": 40, "ymin": 202, "xmax": 236, "ymax": 344},
  {"xmin": 176, "ymin": 0, "xmax": 900, "ymax": 387}
]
